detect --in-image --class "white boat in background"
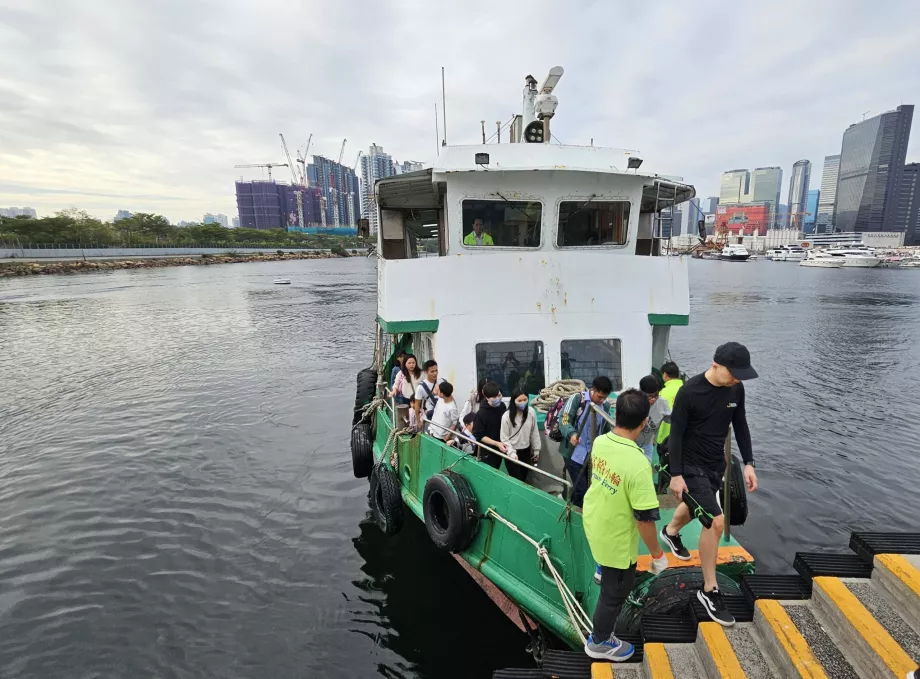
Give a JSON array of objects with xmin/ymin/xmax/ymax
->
[
  {"xmin": 768, "ymin": 245, "xmax": 807, "ymax": 262},
  {"xmin": 901, "ymin": 257, "xmax": 920, "ymax": 269},
  {"xmin": 800, "ymin": 252, "xmax": 844, "ymax": 268},
  {"xmin": 273, "ymin": 278, "xmax": 292, "ymax": 285},
  {"xmin": 720, "ymin": 244, "xmax": 751, "ymax": 261},
  {"xmin": 826, "ymin": 246, "xmax": 880, "ymax": 268}
]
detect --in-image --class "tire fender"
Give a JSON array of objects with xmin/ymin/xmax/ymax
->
[
  {"xmin": 351, "ymin": 423, "xmax": 373, "ymax": 479},
  {"xmin": 422, "ymin": 471, "xmax": 479, "ymax": 553},
  {"xmin": 370, "ymin": 464, "xmax": 403, "ymax": 535}
]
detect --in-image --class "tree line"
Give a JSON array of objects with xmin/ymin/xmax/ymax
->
[{"xmin": 0, "ymin": 209, "xmax": 363, "ymax": 248}]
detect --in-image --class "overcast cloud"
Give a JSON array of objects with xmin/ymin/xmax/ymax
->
[{"xmin": 1, "ymin": 0, "xmax": 918, "ymax": 222}]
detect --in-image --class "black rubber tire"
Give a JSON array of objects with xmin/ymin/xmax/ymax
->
[
  {"xmin": 353, "ymin": 367, "xmax": 378, "ymax": 425},
  {"xmin": 351, "ymin": 423, "xmax": 373, "ymax": 479},
  {"xmin": 422, "ymin": 471, "xmax": 479, "ymax": 553},
  {"xmin": 370, "ymin": 464, "xmax": 403, "ymax": 535},
  {"xmin": 720, "ymin": 454, "xmax": 748, "ymax": 526}
]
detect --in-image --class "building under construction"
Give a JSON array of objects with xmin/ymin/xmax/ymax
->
[{"xmin": 306, "ymin": 156, "xmax": 360, "ymax": 229}]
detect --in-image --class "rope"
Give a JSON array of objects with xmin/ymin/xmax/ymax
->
[
  {"xmin": 531, "ymin": 379, "xmax": 586, "ymax": 412},
  {"xmin": 353, "ymin": 395, "xmax": 412, "ymax": 469},
  {"xmin": 486, "ymin": 508, "xmax": 592, "ymax": 643}
]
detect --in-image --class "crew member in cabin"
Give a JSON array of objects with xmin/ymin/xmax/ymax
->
[
  {"xmin": 500, "ymin": 388, "xmax": 542, "ymax": 482},
  {"xmin": 660, "ymin": 342, "xmax": 759, "ymax": 627},
  {"xmin": 472, "ymin": 381, "xmax": 507, "ymax": 468},
  {"xmin": 413, "ymin": 359, "xmax": 444, "ymax": 432},
  {"xmin": 635, "ymin": 375, "xmax": 671, "ymax": 464},
  {"xmin": 558, "ymin": 376, "xmax": 613, "ymax": 507},
  {"xmin": 462, "ymin": 217, "xmax": 494, "ymax": 246},
  {"xmin": 583, "ymin": 389, "xmax": 669, "ymax": 662}
]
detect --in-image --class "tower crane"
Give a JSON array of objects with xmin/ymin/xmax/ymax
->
[
  {"xmin": 297, "ymin": 134, "xmax": 313, "ymax": 187},
  {"xmin": 234, "ymin": 163, "xmax": 288, "ymax": 182},
  {"xmin": 354, "ymin": 151, "xmax": 363, "ymax": 171},
  {"xmin": 337, "ymin": 138, "xmax": 347, "ymax": 166},
  {"xmin": 280, "ymin": 133, "xmax": 305, "ymax": 230}
]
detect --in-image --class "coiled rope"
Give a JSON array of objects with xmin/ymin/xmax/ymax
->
[
  {"xmin": 531, "ymin": 379, "xmax": 586, "ymax": 412},
  {"xmin": 486, "ymin": 508, "xmax": 592, "ymax": 643}
]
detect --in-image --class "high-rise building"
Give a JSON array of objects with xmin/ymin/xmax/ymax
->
[
  {"xmin": 685, "ymin": 197, "xmax": 701, "ymax": 235},
  {"xmin": 816, "ymin": 154, "xmax": 840, "ymax": 232},
  {"xmin": 705, "ymin": 197, "xmax": 719, "ymax": 214},
  {"xmin": 835, "ymin": 104, "xmax": 914, "ymax": 234},
  {"xmin": 114, "ymin": 210, "xmax": 133, "ymax": 222},
  {"xmin": 0, "ymin": 207, "xmax": 37, "ymax": 218},
  {"xmin": 894, "ymin": 163, "xmax": 920, "ymax": 245},
  {"xmin": 395, "ymin": 160, "xmax": 424, "ymax": 175},
  {"xmin": 786, "ymin": 160, "xmax": 812, "ymax": 229},
  {"xmin": 720, "ymin": 170, "xmax": 749, "ymax": 204},
  {"xmin": 749, "ymin": 167, "xmax": 783, "ymax": 228},
  {"xmin": 308, "ymin": 155, "xmax": 361, "ymax": 228},
  {"xmin": 203, "ymin": 213, "xmax": 229, "ymax": 227},
  {"xmin": 235, "ymin": 181, "xmax": 323, "ymax": 230},
  {"xmin": 776, "ymin": 204, "xmax": 788, "ymax": 229},
  {"xmin": 804, "ymin": 189, "xmax": 820, "ymax": 234},
  {"xmin": 360, "ymin": 144, "xmax": 397, "ymax": 233},
  {"xmin": 231, "ymin": 216, "xmax": 240, "ymax": 228}
]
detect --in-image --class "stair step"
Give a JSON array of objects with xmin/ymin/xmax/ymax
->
[
  {"xmin": 542, "ymin": 649, "xmax": 591, "ymax": 679},
  {"xmin": 811, "ymin": 576, "xmax": 916, "ymax": 678},
  {"xmin": 643, "ymin": 643, "xmax": 675, "ymax": 678},
  {"xmin": 664, "ymin": 644, "xmax": 707, "ymax": 678},
  {"xmin": 690, "ymin": 594, "xmax": 754, "ymax": 624},
  {"xmin": 793, "ymin": 552, "xmax": 872, "ymax": 580},
  {"xmin": 781, "ymin": 602, "xmax": 859, "ymax": 679},
  {"xmin": 741, "ymin": 574, "xmax": 812, "ymax": 603},
  {"xmin": 641, "ymin": 612, "xmax": 697, "ymax": 644},
  {"xmin": 754, "ymin": 600, "xmax": 830, "ymax": 679},
  {"xmin": 493, "ymin": 670, "xmax": 543, "ymax": 679},
  {"xmin": 873, "ymin": 553, "xmax": 920, "ymax": 633},
  {"xmin": 843, "ymin": 578, "xmax": 920, "ymax": 660},
  {"xmin": 588, "ymin": 664, "xmax": 644, "ymax": 679},
  {"xmin": 695, "ymin": 622, "xmax": 746, "ymax": 678},
  {"xmin": 723, "ymin": 623, "xmax": 778, "ymax": 679},
  {"xmin": 850, "ymin": 531, "xmax": 920, "ymax": 563}
]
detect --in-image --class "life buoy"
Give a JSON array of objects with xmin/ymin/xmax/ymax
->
[
  {"xmin": 370, "ymin": 464, "xmax": 403, "ymax": 535},
  {"xmin": 353, "ymin": 367, "xmax": 378, "ymax": 425},
  {"xmin": 720, "ymin": 455, "xmax": 748, "ymax": 526},
  {"xmin": 422, "ymin": 471, "xmax": 479, "ymax": 552},
  {"xmin": 351, "ymin": 423, "xmax": 373, "ymax": 479}
]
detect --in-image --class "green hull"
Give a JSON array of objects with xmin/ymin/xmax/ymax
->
[{"xmin": 371, "ymin": 408, "xmax": 755, "ymax": 649}]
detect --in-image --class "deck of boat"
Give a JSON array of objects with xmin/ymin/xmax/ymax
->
[{"xmin": 494, "ymin": 531, "xmax": 920, "ymax": 678}]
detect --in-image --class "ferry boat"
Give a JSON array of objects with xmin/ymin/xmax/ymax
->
[
  {"xmin": 349, "ymin": 67, "xmax": 754, "ymax": 656},
  {"xmin": 800, "ymin": 251, "xmax": 844, "ymax": 268},
  {"xmin": 720, "ymin": 244, "xmax": 751, "ymax": 261}
]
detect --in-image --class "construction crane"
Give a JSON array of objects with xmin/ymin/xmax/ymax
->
[
  {"xmin": 234, "ymin": 163, "xmax": 288, "ymax": 182},
  {"xmin": 297, "ymin": 134, "xmax": 313, "ymax": 187},
  {"xmin": 337, "ymin": 138, "xmax": 347, "ymax": 166},
  {"xmin": 354, "ymin": 151, "xmax": 363, "ymax": 171},
  {"xmin": 279, "ymin": 133, "xmax": 305, "ymax": 231}
]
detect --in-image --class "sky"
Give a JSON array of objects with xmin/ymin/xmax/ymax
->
[{"xmin": 1, "ymin": 0, "xmax": 918, "ymax": 224}]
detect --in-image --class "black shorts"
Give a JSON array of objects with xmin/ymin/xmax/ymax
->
[{"xmin": 682, "ymin": 464, "xmax": 725, "ymax": 520}]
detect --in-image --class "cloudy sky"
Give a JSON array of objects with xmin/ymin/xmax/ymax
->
[{"xmin": 1, "ymin": 0, "xmax": 918, "ymax": 223}]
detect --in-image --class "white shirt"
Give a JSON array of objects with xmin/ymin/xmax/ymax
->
[
  {"xmin": 414, "ymin": 377, "xmax": 444, "ymax": 411},
  {"xmin": 430, "ymin": 399, "xmax": 459, "ymax": 440},
  {"xmin": 500, "ymin": 406, "xmax": 542, "ymax": 453}
]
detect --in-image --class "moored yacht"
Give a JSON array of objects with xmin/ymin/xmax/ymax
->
[
  {"xmin": 768, "ymin": 244, "xmax": 807, "ymax": 262},
  {"xmin": 720, "ymin": 244, "xmax": 751, "ymax": 261},
  {"xmin": 800, "ymin": 251, "xmax": 844, "ymax": 268}
]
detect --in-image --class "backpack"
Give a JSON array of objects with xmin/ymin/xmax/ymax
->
[{"xmin": 545, "ymin": 393, "xmax": 583, "ymax": 442}]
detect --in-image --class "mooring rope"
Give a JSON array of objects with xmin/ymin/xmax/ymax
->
[
  {"xmin": 531, "ymin": 379, "xmax": 586, "ymax": 412},
  {"xmin": 486, "ymin": 507, "xmax": 592, "ymax": 643}
]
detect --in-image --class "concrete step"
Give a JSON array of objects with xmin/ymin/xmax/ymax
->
[
  {"xmin": 695, "ymin": 621, "xmax": 748, "ymax": 678},
  {"xmin": 754, "ymin": 599, "xmax": 834, "ymax": 678},
  {"xmin": 811, "ymin": 575, "xmax": 916, "ymax": 678},
  {"xmin": 774, "ymin": 601, "xmax": 859, "ymax": 679},
  {"xmin": 872, "ymin": 553, "xmax": 920, "ymax": 635},
  {"xmin": 723, "ymin": 622, "xmax": 780, "ymax": 679}
]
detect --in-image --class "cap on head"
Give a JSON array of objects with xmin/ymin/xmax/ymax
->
[{"xmin": 713, "ymin": 342, "xmax": 758, "ymax": 380}]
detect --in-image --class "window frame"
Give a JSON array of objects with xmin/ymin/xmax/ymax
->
[
  {"xmin": 473, "ymin": 339, "xmax": 547, "ymax": 396},
  {"xmin": 553, "ymin": 195, "xmax": 633, "ymax": 251},
  {"xmin": 458, "ymin": 195, "xmax": 545, "ymax": 251},
  {"xmin": 558, "ymin": 336, "xmax": 625, "ymax": 392}
]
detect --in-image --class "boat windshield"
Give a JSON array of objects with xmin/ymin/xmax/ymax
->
[
  {"xmin": 561, "ymin": 339, "xmax": 623, "ymax": 390},
  {"xmin": 557, "ymin": 200, "xmax": 629, "ymax": 247},
  {"xmin": 462, "ymin": 199, "xmax": 542, "ymax": 247},
  {"xmin": 475, "ymin": 341, "xmax": 545, "ymax": 395}
]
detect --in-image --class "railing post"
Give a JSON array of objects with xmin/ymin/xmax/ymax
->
[{"xmin": 722, "ymin": 427, "xmax": 732, "ymax": 541}]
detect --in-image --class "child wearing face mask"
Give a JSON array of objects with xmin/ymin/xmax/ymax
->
[
  {"xmin": 500, "ymin": 387, "xmax": 542, "ymax": 483},
  {"xmin": 472, "ymin": 380, "xmax": 507, "ymax": 469}
]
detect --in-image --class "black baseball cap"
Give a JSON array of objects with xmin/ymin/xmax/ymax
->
[{"xmin": 713, "ymin": 342, "xmax": 758, "ymax": 380}]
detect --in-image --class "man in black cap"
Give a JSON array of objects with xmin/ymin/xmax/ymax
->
[{"xmin": 658, "ymin": 342, "xmax": 758, "ymax": 627}]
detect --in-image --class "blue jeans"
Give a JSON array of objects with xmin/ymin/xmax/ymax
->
[
  {"xmin": 640, "ymin": 443, "xmax": 655, "ymax": 464},
  {"xmin": 566, "ymin": 458, "xmax": 590, "ymax": 508}
]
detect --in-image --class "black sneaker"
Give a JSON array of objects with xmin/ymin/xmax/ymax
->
[
  {"xmin": 660, "ymin": 526, "xmax": 691, "ymax": 560},
  {"xmin": 697, "ymin": 588, "xmax": 735, "ymax": 626}
]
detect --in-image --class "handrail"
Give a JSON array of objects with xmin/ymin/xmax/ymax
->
[{"xmin": 421, "ymin": 416, "xmax": 572, "ymax": 488}]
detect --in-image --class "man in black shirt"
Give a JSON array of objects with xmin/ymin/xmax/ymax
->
[
  {"xmin": 472, "ymin": 381, "xmax": 508, "ymax": 469},
  {"xmin": 659, "ymin": 342, "xmax": 759, "ymax": 627}
]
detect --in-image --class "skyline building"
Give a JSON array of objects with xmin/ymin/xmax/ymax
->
[
  {"xmin": 0, "ymin": 207, "xmax": 37, "ymax": 218},
  {"xmin": 705, "ymin": 197, "xmax": 719, "ymax": 214},
  {"xmin": 804, "ymin": 189, "xmax": 820, "ymax": 234},
  {"xmin": 835, "ymin": 104, "xmax": 914, "ymax": 233},
  {"xmin": 360, "ymin": 144, "xmax": 396, "ymax": 234},
  {"xmin": 749, "ymin": 166, "xmax": 783, "ymax": 228},
  {"xmin": 395, "ymin": 160, "xmax": 424, "ymax": 175},
  {"xmin": 816, "ymin": 154, "xmax": 840, "ymax": 232},
  {"xmin": 719, "ymin": 169, "xmax": 749, "ymax": 204},
  {"xmin": 686, "ymin": 197, "xmax": 701, "ymax": 235},
  {"xmin": 203, "ymin": 213, "xmax": 229, "ymax": 227},
  {"xmin": 235, "ymin": 181, "xmax": 322, "ymax": 230},
  {"xmin": 786, "ymin": 160, "xmax": 812, "ymax": 230},
  {"xmin": 114, "ymin": 210, "xmax": 133, "ymax": 222},
  {"xmin": 231, "ymin": 216, "xmax": 240, "ymax": 228},
  {"xmin": 894, "ymin": 162, "xmax": 919, "ymax": 245},
  {"xmin": 308, "ymin": 155, "xmax": 361, "ymax": 228}
]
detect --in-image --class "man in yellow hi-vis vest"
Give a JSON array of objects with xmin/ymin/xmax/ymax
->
[{"xmin": 463, "ymin": 217, "xmax": 494, "ymax": 246}]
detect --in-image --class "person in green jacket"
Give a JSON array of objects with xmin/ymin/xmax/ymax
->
[
  {"xmin": 463, "ymin": 217, "xmax": 494, "ymax": 246},
  {"xmin": 656, "ymin": 362, "xmax": 683, "ymax": 445}
]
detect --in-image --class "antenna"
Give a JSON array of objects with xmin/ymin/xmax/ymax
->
[
  {"xmin": 441, "ymin": 67, "xmax": 447, "ymax": 147},
  {"xmin": 434, "ymin": 103, "xmax": 440, "ymax": 156}
]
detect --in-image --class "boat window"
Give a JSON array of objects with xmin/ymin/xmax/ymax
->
[
  {"xmin": 561, "ymin": 339, "xmax": 623, "ymax": 391},
  {"xmin": 475, "ymin": 341, "xmax": 545, "ymax": 395},
  {"xmin": 557, "ymin": 200, "xmax": 629, "ymax": 247},
  {"xmin": 461, "ymin": 199, "xmax": 541, "ymax": 248}
]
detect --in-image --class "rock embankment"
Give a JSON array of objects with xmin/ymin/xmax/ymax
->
[{"xmin": 0, "ymin": 250, "xmax": 351, "ymax": 277}]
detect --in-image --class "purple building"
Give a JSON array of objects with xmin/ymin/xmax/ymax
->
[{"xmin": 236, "ymin": 181, "xmax": 322, "ymax": 230}]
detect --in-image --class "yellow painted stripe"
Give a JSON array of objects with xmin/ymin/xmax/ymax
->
[
  {"xmin": 756, "ymin": 600, "xmax": 828, "ymax": 679},
  {"xmin": 636, "ymin": 545, "xmax": 754, "ymax": 572},
  {"xmin": 877, "ymin": 553, "xmax": 920, "ymax": 600},
  {"xmin": 590, "ymin": 663, "xmax": 614, "ymax": 679},
  {"xmin": 699, "ymin": 622, "xmax": 746, "ymax": 678},
  {"xmin": 644, "ymin": 642, "xmax": 676, "ymax": 678},
  {"xmin": 813, "ymin": 576, "xmax": 915, "ymax": 676}
]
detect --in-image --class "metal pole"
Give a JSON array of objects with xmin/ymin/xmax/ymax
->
[
  {"xmin": 441, "ymin": 67, "xmax": 447, "ymax": 146},
  {"xmin": 434, "ymin": 103, "xmax": 440, "ymax": 156},
  {"xmin": 722, "ymin": 427, "xmax": 732, "ymax": 541},
  {"xmin": 497, "ymin": 121, "xmax": 501, "ymax": 143},
  {"xmin": 481, "ymin": 120, "xmax": 486, "ymax": 144}
]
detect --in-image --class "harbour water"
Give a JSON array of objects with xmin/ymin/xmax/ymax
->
[{"xmin": 0, "ymin": 258, "xmax": 919, "ymax": 677}]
